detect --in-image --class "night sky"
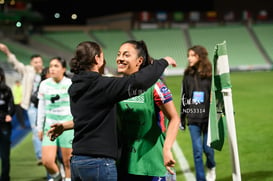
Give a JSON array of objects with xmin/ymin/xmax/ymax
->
[{"xmin": 30, "ymin": 0, "xmax": 214, "ymax": 24}]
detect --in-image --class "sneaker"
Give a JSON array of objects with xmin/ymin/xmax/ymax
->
[
  {"xmin": 206, "ymin": 167, "xmax": 216, "ymax": 181},
  {"xmin": 49, "ymin": 172, "xmax": 62, "ymax": 181}
]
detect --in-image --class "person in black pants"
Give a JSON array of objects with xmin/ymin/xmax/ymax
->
[{"xmin": 0, "ymin": 67, "xmax": 15, "ymax": 181}]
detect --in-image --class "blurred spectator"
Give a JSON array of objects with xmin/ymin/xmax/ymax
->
[
  {"xmin": 180, "ymin": 45, "xmax": 216, "ymax": 181},
  {"xmin": 39, "ymin": 66, "xmax": 65, "ymax": 181},
  {"xmin": 0, "ymin": 43, "xmax": 44, "ymax": 166},
  {"xmin": 37, "ymin": 57, "xmax": 73, "ymax": 181},
  {"xmin": 12, "ymin": 79, "xmax": 26, "ymax": 128},
  {"xmin": 0, "ymin": 67, "xmax": 15, "ymax": 181}
]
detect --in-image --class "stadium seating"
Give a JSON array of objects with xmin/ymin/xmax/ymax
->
[
  {"xmin": 131, "ymin": 28, "xmax": 188, "ymax": 75},
  {"xmin": 1, "ymin": 23, "xmax": 272, "ymax": 77},
  {"xmin": 189, "ymin": 25, "xmax": 270, "ymax": 70},
  {"xmin": 90, "ymin": 30, "xmax": 130, "ymax": 68},
  {"xmin": 252, "ymin": 24, "xmax": 273, "ymax": 61}
]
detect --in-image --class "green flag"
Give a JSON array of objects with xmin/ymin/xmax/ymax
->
[
  {"xmin": 207, "ymin": 41, "xmax": 229, "ymax": 151},
  {"xmin": 208, "ymin": 41, "xmax": 242, "ymax": 180}
]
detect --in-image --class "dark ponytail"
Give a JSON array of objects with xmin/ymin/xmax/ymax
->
[{"xmin": 70, "ymin": 41, "xmax": 102, "ymax": 74}]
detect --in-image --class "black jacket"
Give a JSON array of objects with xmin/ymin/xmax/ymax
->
[
  {"xmin": 180, "ymin": 73, "xmax": 211, "ymax": 128},
  {"xmin": 69, "ymin": 59, "xmax": 168, "ymax": 160},
  {"xmin": 0, "ymin": 84, "xmax": 15, "ymax": 123}
]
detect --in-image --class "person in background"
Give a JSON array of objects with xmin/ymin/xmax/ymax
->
[
  {"xmin": 41, "ymin": 67, "xmax": 50, "ymax": 81},
  {"xmin": 0, "ymin": 67, "xmax": 15, "ymax": 181},
  {"xmin": 38, "ymin": 66, "xmax": 65, "ymax": 181},
  {"xmin": 0, "ymin": 43, "xmax": 44, "ymax": 166},
  {"xmin": 37, "ymin": 57, "xmax": 73, "ymax": 181},
  {"xmin": 12, "ymin": 79, "xmax": 26, "ymax": 128},
  {"xmin": 46, "ymin": 40, "xmax": 177, "ymax": 181},
  {"xmin": 180, "ymin": 45, "xmax": 216, "ymax": 181},
  {"xmin": 115, "ymin": 40, "xmax": 180, "ymax": 181},
  {"xmin": 30, "ymin": 66, "xmax": 50, "ymax": 108}
]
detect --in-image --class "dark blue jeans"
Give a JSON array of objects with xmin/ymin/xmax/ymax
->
[
  {"xmin": 71, "ymin": 155, "xmax": 117, "ymax": 181},
  {"xmin": 189, "ymin": 124, "xmax": 215, "ymax": 181},
  {"xmin": 0, "ymin": 123, "xmax": 11, "ymax": 181}
]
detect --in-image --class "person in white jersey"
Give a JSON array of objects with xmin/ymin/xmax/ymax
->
[{"xmin": 37, "ymin": 56, "xmax": 73, "ymax": 181}]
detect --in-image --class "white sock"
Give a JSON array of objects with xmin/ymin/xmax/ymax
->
[{"xmin": 65, "ymin": 178, "xmax": 71, "ymax": 181}]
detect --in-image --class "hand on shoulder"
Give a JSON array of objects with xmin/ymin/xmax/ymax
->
[{"xmin": 164, "ymin": 56, "xmax": 177, "ymax": 67}]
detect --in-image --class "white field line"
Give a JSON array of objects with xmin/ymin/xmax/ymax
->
[{"xmin": 173, "ymin": 140, "xmax": 196, "ymax": 181}]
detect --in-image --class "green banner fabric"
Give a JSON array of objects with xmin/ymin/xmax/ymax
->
[{"xmin": 207, "ymin": 41, "xmax": 229, "ymax": 151}]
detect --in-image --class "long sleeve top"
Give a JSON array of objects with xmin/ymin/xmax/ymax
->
[
  {"xmin": 180, "ymin": 73, "xmax": 211, "ymax": 127},
  {"xmin": 69, "ymin": 58, "xmax": 168, "ymax": 160},
  {"xmin": 0, "ymin": 84, "xmax": 15, "ymax": 122},
  {"xmin": 7, "ymin": 53, "xmax": 39, "ymax": 110}
]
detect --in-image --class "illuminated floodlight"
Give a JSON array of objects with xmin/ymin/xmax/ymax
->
[
  {"xmin": 54, "ymin": 13, "xmax": 61, "ymax": 19},
  {"xmin": 71, "ymin": 13, "xmax": 77, "ymax": 20},
  {"xmin": 16, "ymin": 21, "xmax": 22, "ymax": 27}
]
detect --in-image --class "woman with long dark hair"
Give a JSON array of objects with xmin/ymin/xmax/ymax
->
[
  {"xmin": 37, "ymin": 57, "xmax": 73, "ymax": 181},
  {"xmin": 180, "ymin": 45, "xmax": 216, "ymax": 181},
  {"xmin": 116, "ymin": 40, "xmax": 180, "ymax": 181}
]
